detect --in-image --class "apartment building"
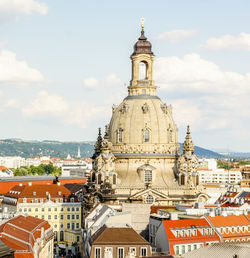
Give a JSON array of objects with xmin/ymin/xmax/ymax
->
[
  {"xmin": 155, "ymin": 218, "xmax": 220, "ymax": 255},
  {"xmin": 90, "ymin": 226, "xmax": 152, "ymax": 258},
  {"xmin": 1, "ymin": 183, "xmax": 82, "ymax": 256}
]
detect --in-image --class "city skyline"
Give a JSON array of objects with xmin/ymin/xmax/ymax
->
[{"xmin": 0, "ymin": 0, "xmax": 250, "ymax": 152}]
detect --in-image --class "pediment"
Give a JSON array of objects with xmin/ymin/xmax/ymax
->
[{"xmin": 131, "ymin": 188, "xmax": 169, "ymax": 200}]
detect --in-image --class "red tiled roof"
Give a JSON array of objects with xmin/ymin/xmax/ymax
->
[
  {"xmin": 0, "ymin": 166, "xmax": 8, "ymax": 171},
  {"xmin": 207, "ymin": 214, "xmax": 249, "ymax": 227},
  {"xmin": 6, "ymin": 184, "xmax": 72, "ymax": 199},
  {"xmin": 0, "ymin": 215, "xmax": 52, "ymax": 256},
  {"xmin": 0, "ymin": 178, "xmax": 87, "ymax": 194}
]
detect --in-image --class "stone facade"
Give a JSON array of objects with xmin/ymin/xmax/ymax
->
[{"xmin": 90, "ymin": 26, "xmax": 208, "ymax": 205}]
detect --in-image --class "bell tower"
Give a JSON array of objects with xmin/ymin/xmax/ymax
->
[{"xmin": 128, "ymin": 19, "xmax": 157, "ymax": 97}]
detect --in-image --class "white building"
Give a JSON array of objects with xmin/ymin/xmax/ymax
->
[
  {"xmin": 61, "ymin": 160, "xmax": 92, "ymax": 177},
  {"xmin": 198, "ymin": 168, "xmax": 242, "ymax": 184},
  {"xmin": 0, "ymin": 156, "xmax": 26, "ymax": 169}
]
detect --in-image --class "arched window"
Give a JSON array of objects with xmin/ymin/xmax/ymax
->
[
  {"xmin": 97, "ymin": 174, "xmax": 102, "ymax": 184},
  {"xmin": 144, "ymin": 129, "xmax": 150, "ymax": 142},
  {"xmin": 144, "ymin": 170, "xmax": 152, "ymax": 183},
  {"xmin": 117, "ymin": 128, "xmax": 123, "ymax": 142},
  {"xmin": 146, "ymin": 195, "xmax": 154, "ymax": 204},
  {"xmin": 196, "ymin": 175, "xmax": 199, "ymax": 185},
  {"xmin": 181, "ymin": 174, "xmax": 185, "ymax": 185},
  {"xmin": 113, "ymin": 174, "xmax": 117, "ymax": 185},
  {"xmin": 139, "ymin": 61, "xmax": 147, "ymax": 80}
]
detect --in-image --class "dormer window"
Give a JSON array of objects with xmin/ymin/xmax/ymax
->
[
  {"xmin": 182, "ymin": 230, "xmax": 185, "ymax": 237},
  {"xmin": 58, "ymin": 191, "xmax": 61, "ymax": 196},
  {"xmin": 70, "ymin": 198, "xmax": 74, "ymax": 203},
  {"xmin": 33, "ymin": 192, "xmax": 36, "ymax": 196},
  {"xmin": 23, "ymin": 198, "xmax": 27, "ymax": 203}
]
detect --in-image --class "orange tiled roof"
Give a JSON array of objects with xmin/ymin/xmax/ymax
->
[
  {"xmin": 207, "ymin": 214, "xmax": 249, "ymax": 227},
  {"xmin": 0, "ymin": 166, "xmax": 8, "ymax": 171},
  {"xmin": 6, "ymin": 184, "xmax": 72, "ymax": 198},
  {"xmin": 150, "ymin": 206, "xmax": 176, "ymax": 214},
  {"xmin": 0, "ymin": 178, "xmax": 87, "ymax": 194},
  {"xmin": 0, "ymin": 215, "xmax": 52, "ymax": 256}
]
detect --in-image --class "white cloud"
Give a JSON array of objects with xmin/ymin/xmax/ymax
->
[
  {"xmin": 105, "ymin": 74, "xmax": 122, "ymax": 85},
  {"xmin": 0, "ymin": 0, "xmax": 48, "ymax": 23},
  {"xmin": 83, "ymin": 77, "xmax": 99, "ymax": 89},
  {"xmin": 156, "ymin": 30, "xmax": 198, "ymax": 42},
  {"xmin": 0, "ymin": 50, "xmax": 44, "ymax": 84},
  {"xmin": 202, "ymin": 33, "xmax": 250, "ymax": 51},
  {"xmin": 22, "ymin": 91, "xmax": 110, "ymax": 128},
  {"xmin": 155, "ymin": 54, "xmax": 250, "ymax": 133},
  {"xmin": 5, "ymin": 98, "xmax": 19, "ymax": 108},
  {"xmin": 83, "ymin": 74, "xmax": 122, "ymax": 89}
]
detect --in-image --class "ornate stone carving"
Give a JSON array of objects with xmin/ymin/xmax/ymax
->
[
  {"xmin": 142, "ymin": 103, "xmax": 149, "ymax": 113},
  {"xmin": 120, "ymin": 103, "xmax": 129, "ymax": 114}
]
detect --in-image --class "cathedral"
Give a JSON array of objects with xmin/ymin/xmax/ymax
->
[{"xmin": 89, "ymin": 24, "xmax": 208, "ymax": 206}]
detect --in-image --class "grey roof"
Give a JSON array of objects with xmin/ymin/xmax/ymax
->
[
  {"xmin": 238, "ymin": 191, "xmax": 250, "ymax": 198},
  {"xmin": 183, "ymin": 242, "xmax": 250, "ymax": 258}
]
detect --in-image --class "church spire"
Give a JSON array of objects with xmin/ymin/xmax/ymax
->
[
  {"xmin": 128, "ymin": 20, "xmax": 156, "ymax": 97},
  {"xmin": 92, "ymin": 128, "xmax": 103, "ymax": 158},
  {"xmin": 183, "ymin": 125, "xmax": 195, "ymax": 156}
]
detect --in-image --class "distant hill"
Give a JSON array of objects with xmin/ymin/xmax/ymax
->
[
  {"xmin": 0, "ymin": 139, "xmax": 94, "ymax": 158},
  {"xmin": 0, "ymin": 139, "xmax": 223, "ymax": 159},
  {"xmin": 179, "ymin": 144, "xmax": 224, "ymax": 158}
]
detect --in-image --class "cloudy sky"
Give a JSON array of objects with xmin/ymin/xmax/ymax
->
[{"xmin": 0, "ymin": 0, "xmax": 250, "ymax": 152}]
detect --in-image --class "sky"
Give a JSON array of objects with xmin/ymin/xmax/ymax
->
[{"xmin": 0, "ymin": 0, "xmax": 250, "ymax": 152}]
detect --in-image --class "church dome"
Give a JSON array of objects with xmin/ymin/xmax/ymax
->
[{"xmin": 108, "ymin": 28, "xmax": 179, "ymax": 155}]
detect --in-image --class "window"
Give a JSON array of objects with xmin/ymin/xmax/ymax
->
[
  {"xmin": 48, "ymin": 208, "xmax": 51, "ymax": 212},
  {"xmin": 117, "ymin": 248, "xmax": 124, "ymax": 258},
  {"xmin": 70, "ymin": 198, "xmax": 74, "ymax": 203},
  {"xmin": 72, "ymin": 207, "xmax": 75, "ymax": 212},
  {"xmin": 76, "ymin": 223, "xmax": 79, "ymax": 229},
  {"xmin": 140, "ymin": 247, "xmax": 147, "ymax": 257},
  {"xmin": 95, "ymin": 247, "xmax": 101, "ymax": 258},
  {"xmin": 181, "ymin": 245, "xmax": 185, "ymax": 254},
  {"xmin": 72, "ymin": 215, "xmax": 75, "ymax": 219},
  {"xmin": 176, "ymin": 230, "xmax": 179, "ymax": 237},
  {"xmin": 220, "ymin": 228, "xmax": 223, "ymax": 233},
  {"xmin": 72, "ymin": 223, "xmax": 75, "ymax": 230},
  {"xmin": 54, "ymin": 208, "xmax": 57, "ymax": 211},
  {"xmin": 42, "ymin": 215, "xmax": 44, "ymax": 219},
  {"xmin": 76, "ymin": 215, "xmax": 79, "ymax": 220},
  {"xmin": 61, "ymin": 214, "xmax": 64, "ymax": 219},
  {"xmin": 182, "ymin": 230, "xmax": 185, "ymax": 237},
  {"xmin": 139, "ymin": 61, "xmax": 147, "ymax": 80},
  {"xmin": 35, "ymin": 208, "xmax": 38, "ymax": 212},
  {"xmin": 48, "ymin": 215, "xmax": 51, "ymax": 219},
  {"xmin": 67, "ymin": 215, "xmax": 70, "ymax": 220},
  {"xmin": 67, "ymin": 223, "xmax": 70, "ymax": 229},
  {"xmin": 67, "ymin": 208, "xmax": 70, "ymax": 212},
  {"xmin": 113, "ymin": 174, "xmax": 117, "ymax": 184},
  {"xmin": 61, "ymin": 207, "xmax": 64, "ymax": 211},
  {"xmin": 76, "ymin": 208, "xmax": 79, "ymax": 211},
  {"xmin": 19, "ymin": 208, "xmax": 22, "ymax": 212},
  {"xmin": 60, "ymin": 231, "xmax": 64, "ymax": 241},
  {"xmin": 118, "ymin": 128, "xmax": 123, "ymax": 142},
  {"xmin": 28, "ymin": 208, "xmax": 31, "ymax": 212},
  {"xmin": 188, "ymin": 230, "xmax": 191, "ymax": 237},
  {"xmin": 54, "ymin": 215, "xmax": 57, "ymax": 219},
  {"xmin": 188, "ymin": 245, "xmax": 191, "ymax": 252},
  {"xmin": 194, "ymin": 244, "xmax": 197, "ymax": 249},
  {"xmin": 146, "ymin": 195, "xmax": 154, "ymax": 204},
  {"xmin": 23, "ymin": 198, "xmax": 27, "ymax": 203},
  {"xmin": 42, "ymin": 208, "xmax": 44, "ymax": 212},
  {"xmin": 54, "ymin": 231, "xmax": 58, "ymax": 241},
  {"xmin": 77, "ymin": 236, "xmax": 80, "ymax": 242},
  {"xmin": 60, "ymin": 223, "xmax": 63, "ymax": 229},
  {"xmin": 129, "ymin": 247, "xmax": 136, "ymax": 256},
  {"xmin": 144, "ymin": 129, "xmax": 150, "ymax": 142},
  {"xmin": 193, "ymin": 230, "xmax": 197, "ymax": 236},
  {"xmin": 144, "ymin": 170, "xmax": 152, "ymax": 183},
  {"xmin": 175, "ymin": 246, "xmax": 179, "ymax": 255},
  {"xmin": 181, "ymin": 174, "xmax": 185, "ymax": 185}
]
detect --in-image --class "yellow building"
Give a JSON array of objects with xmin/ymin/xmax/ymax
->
[{"xmin": 2, "ymin": 182, "xmax": 82, "ymax": 256}]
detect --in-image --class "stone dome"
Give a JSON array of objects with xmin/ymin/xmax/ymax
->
[
  {"xmin": 109, "ymin": 95, "xmax": 179, "ymax": 155},
  {"xmin": 133, "ymin": 30, "xmax": 153, "ymax": 55}
]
